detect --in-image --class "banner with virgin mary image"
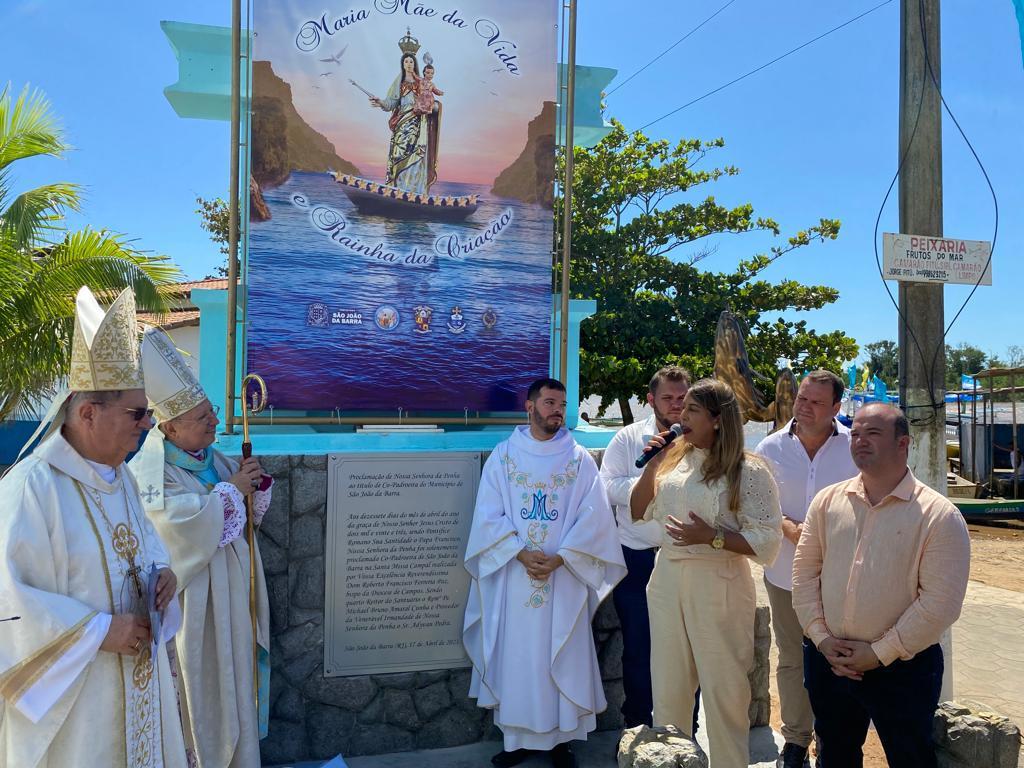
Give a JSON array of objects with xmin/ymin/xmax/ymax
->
[{"xmin": 247, "ymin": 0, "xmax": 557, "ymax": 412}]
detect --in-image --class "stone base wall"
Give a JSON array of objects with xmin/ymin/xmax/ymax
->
[{"xmin": 255, "ymin": 453, "xmax": 771, "ymax": 765}]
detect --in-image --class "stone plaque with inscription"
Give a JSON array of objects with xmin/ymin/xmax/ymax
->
[{"xmin": 324, "ymin": 452, "xmax": 480, "ymax": 676}]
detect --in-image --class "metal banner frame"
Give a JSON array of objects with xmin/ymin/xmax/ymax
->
[{"xmin": 222, "ymin": 0, "xmax": 578, "ymax": 433}]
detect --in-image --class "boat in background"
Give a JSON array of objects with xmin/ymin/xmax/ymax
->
[
  {"xmin": 953, "ymin": 497, "xmax": 1024, "ymax": 521},
  {"xmin": 946, "ymin": 366, "xmax": 1024, "ymax": 521},
  {"xmin": 329, "ymin": 172, "xmax": 479, "ymax": 221}
]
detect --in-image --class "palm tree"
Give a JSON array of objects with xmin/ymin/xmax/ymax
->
[{"xmin": 0, "ymin": 84, "xmax": 182, "ymax": 420}]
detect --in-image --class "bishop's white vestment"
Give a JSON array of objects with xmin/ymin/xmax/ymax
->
[
  {"xmin": 0, "ymin": 433, "xmax": 186, "ymax": 768},
  {"xmin": 129, "ymin": 429, "xmax": 270, "ymax": 768},
  {"xmin": 463, "ymin": 426, "xmax": 626, "ymax": 750}
]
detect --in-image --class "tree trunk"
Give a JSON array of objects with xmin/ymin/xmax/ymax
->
[{"xmin": 618, "ymin": 396, "xmax": 634, "ymax": 426}]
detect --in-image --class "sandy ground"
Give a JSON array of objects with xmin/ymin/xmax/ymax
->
[
  {"xmin": 766, "ymin": 523, "xmax": 1024, "ymax": 767},
  {"xmin": 965, "ymin": 521, "xmax": 1024, "ymax": 593}
]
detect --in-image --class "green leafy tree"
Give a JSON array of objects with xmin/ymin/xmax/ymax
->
[
  {"xmin": 863, "ymin": 340, "xmax": 899, "ymax": 388},
  {"xmin": 196, "ymin": 196, "xmax": 230, "ymax": 257},
  {"xmin": 987, "ymin": 346, "xmax": 1024, "ymax": 401},
  {"xmin": 558, "ymin": 122, "xmax": 857, "ymax": 422},
  {"xmin": 945, "ymin": 342, "xmax": 988, "ymax": 391},
  {"xmin": 985, "ymin": 353, "xmax": 1007, "ymax": 371},
  {"xmin": 1005, "ymin": 345, "xmax": 1024, "ymax": 369},
  {"xmin": 195, "ymin": 195, "xmax": 239, "ymax": 278},
  {"xmin": 0, "ymin": 85, "xmax": 180, "ymax": 420}
]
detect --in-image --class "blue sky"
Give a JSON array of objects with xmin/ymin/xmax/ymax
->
[{"xmin": 2, "ymin": 0, "xmax": 1021, "ymax": 359}]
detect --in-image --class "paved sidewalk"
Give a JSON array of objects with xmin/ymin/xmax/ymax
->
[
  {"xmin": 757, "ymin": 573, "xmax": 1024, "ymax": 759},
  {"xmin": 273, "ymin": 576, "xmax": 1024, "ymax": 768},
  {"xmin": 951, "ymin": 581, "xmax": 1024, "ymax": 729},
  {"xmin": 278, "ymin": 724, "xmax": 782, "ymax": 768}
]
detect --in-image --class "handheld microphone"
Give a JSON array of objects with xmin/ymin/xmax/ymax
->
[{"xmin": 635, "ymin": 424, "xmax": 684, "ymax": 468}]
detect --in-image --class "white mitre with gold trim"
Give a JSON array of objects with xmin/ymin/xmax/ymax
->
[
  {"xmin": 131, "ymin": 327, "xmax": 209, "ymax": 512},
  {"xmin": 140, "ymin": 327, "xmax": 206, "ymax": 422},
  {"xmin": 69, "ymin": 286, "xmax": 144, "ymax": 391},
  {"xmin": 3, "ymin": 286, "xmax": 144, "ymax": 471}
]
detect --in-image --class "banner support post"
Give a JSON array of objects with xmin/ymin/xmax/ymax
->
[
  {"xmin": 224, "ymin": 0, "xmax": 242, "ymax": 435},
  {"xmin": 558, "ymin": 0, "xmax": 578, "ymax": 386}
]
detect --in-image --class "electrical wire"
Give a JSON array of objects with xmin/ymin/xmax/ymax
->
[
  {"xmin": 920, "ymin": 0, "xmax": 998, "ymax": 340},
  {"xmin": 606, "ymin": 0, "xmax": 739, "ymax": 97},
  {"xmin": 637, "ymin": 0, "xmax": 895, "ymax": 132},
  {"xmin": 871, "ymin": 0, "xmax": 1000, "ymax": 423}
]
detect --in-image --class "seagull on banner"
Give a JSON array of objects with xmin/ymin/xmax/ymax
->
[{"xmin": 319, "ymin": 45, "xmax": 348, "ymax": 66}]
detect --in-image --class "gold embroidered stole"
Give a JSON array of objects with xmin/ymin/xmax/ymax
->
[{"xmin": 74, "ymin": 481, "xmax": 163, "ymax": 768}]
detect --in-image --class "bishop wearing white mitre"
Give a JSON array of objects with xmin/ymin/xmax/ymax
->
[
  {"xmin": 129, "ymin": 326, "xmax": 271, "ymax": 768},
  {"xmin": 0, "ymin": 287, "xmax": 187, "ymax": 768}
]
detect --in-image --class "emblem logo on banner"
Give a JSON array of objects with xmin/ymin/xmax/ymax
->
[
  {"xmin": 413, "ymin": 305, "xmax": 434, "ymax": 334},
  {"xmin": 306, "ymin": 302, "xmax": 329, "ymax": 327},
  {"xmin": 374, "ymin": 305, "xmax": 400, "ymax": 331},
  {"xmin": 446, "ymin": 306, "xmax": 466, "ymax": 334},
  {"xmin": 247, "ymin": 0, "xmax": 556, "ymax": 410},
  {"xmin": 481, "ymin": 307, "xmax": 498, "ymax": 330}
]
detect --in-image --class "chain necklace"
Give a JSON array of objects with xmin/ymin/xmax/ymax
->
[{"xmin": 74, "ymin": 477, "xmax": 149, "ymax": 615}]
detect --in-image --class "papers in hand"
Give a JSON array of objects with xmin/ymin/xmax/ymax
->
[{"xmin": 147, "ymin": 564, "xmax": 163, "ymax": 653}]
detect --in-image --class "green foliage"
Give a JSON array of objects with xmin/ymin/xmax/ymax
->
[
  {"xmin": 977, "ymin": 344, "xmax": 1024, "ymax": 398},
  {"xmin": 863, "ymin": 340, "xmax": 899, "ymax": 387},
  {"xmin": 859, "ymin": 341, "xmax": 1024, "ymax": 395},
  {"xmin": 558, "ymin": 122, "xmax": 857, "ymax": 421},
  {"xmin": 196, "ymin": 196, "xmax": 231, "ymax": 257},
  {"xmin": 1004, "ymin": 345, "xmax": 1024, "ymax": 369},
  {"xmin": 945, "ymin": 342, "xmax": 988, "ymax": 391},
  {"xmin": 0, "ymin": 84, "xmax": 181, "ymax": 420},
  {"xmin": 195, "ymin": 195, "xmax": 238, "ymax": 277}
]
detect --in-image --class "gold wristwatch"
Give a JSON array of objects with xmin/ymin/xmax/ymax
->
[{"xmin": 711, "ymin": 526, "xmax": 726, "ymax": 550}]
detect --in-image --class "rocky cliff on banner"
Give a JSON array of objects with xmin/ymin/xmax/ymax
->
[
  {"xmin": 490, "ymin": 100, "xmax": 555, "ymax": 208},
  {"xmin": 251, "ymin": 60, "xmax": 360, "ymax": 190}
]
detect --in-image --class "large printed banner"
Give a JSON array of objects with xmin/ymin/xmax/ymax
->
[{"xmin": 247, "ymin": 0, "xmax": 557, "ymax": 412}]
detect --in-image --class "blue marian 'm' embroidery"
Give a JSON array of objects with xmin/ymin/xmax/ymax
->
[{"xmin": 520, "ymin": 489, "xmax": 558, "ymax": 521}]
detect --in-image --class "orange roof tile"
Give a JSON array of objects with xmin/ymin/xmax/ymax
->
[
  {"xmin": 138, "ymin": 309, "xmax": 201, "ymax": 330},
  {"xmin": 172, "ymin": 278, "xmax": 233, "ymax": 293}
]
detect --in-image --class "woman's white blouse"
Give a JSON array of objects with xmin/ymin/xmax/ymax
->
[{"xmin": 641, "ymin": 447, "xmax": 782, "ymax": 565}]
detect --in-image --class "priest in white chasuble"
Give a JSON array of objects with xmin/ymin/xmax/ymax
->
[
  {"xmin": 0, "ymin": 287, "xmax": 187, "ymax": 768},
  {"xmin": 129, "ymin": 326, "xmax": 270, "ymax": 768},
  {"xmin": 463, "ymin": 378, "xmax": 626, "ymax": 768}
]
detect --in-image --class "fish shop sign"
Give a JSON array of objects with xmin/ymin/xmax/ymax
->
[{"xmin": 882, "ymin": 233, "xmax": 992, "ymax": 286}]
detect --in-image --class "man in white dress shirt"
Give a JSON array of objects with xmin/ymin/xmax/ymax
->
[
  {"xmin": 755, "ymin": 370, "xmax": 857, "ymax": 768},
  {"xmin": 598, "ymin": 365, "xmax": 696, "ymax": 729}
]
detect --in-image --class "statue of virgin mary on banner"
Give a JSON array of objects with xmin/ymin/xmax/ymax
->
[{"xmin": 367, "ymin": 29, "xmax": 442, "ymax": 195}]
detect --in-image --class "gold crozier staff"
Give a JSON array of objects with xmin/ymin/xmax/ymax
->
[{"xmin": 240, "ymin": 372, "xmax": 268, "ymax": 712}]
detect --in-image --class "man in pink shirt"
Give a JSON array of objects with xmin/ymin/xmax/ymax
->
[{"xmin": 792, "ymin": 402, "xmax": 970, "ymax": 768}]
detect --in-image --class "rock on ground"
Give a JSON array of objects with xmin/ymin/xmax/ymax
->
[{"xmin": 618, "ymin": 725, "xmax": 708, "ymax": 768}]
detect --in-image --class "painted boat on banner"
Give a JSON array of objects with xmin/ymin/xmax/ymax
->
[{"xmin": 329, "ymin": 172, "xmax": 479, "ymax": 221}]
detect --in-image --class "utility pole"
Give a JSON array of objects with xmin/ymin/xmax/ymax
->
[
  {"xmin": 898, "ymin": 0, "xmax": 953, "ymax": 700},
  {"xmin": 898, "ymin": 0, "xmax": 945, "ymax": 495}
]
